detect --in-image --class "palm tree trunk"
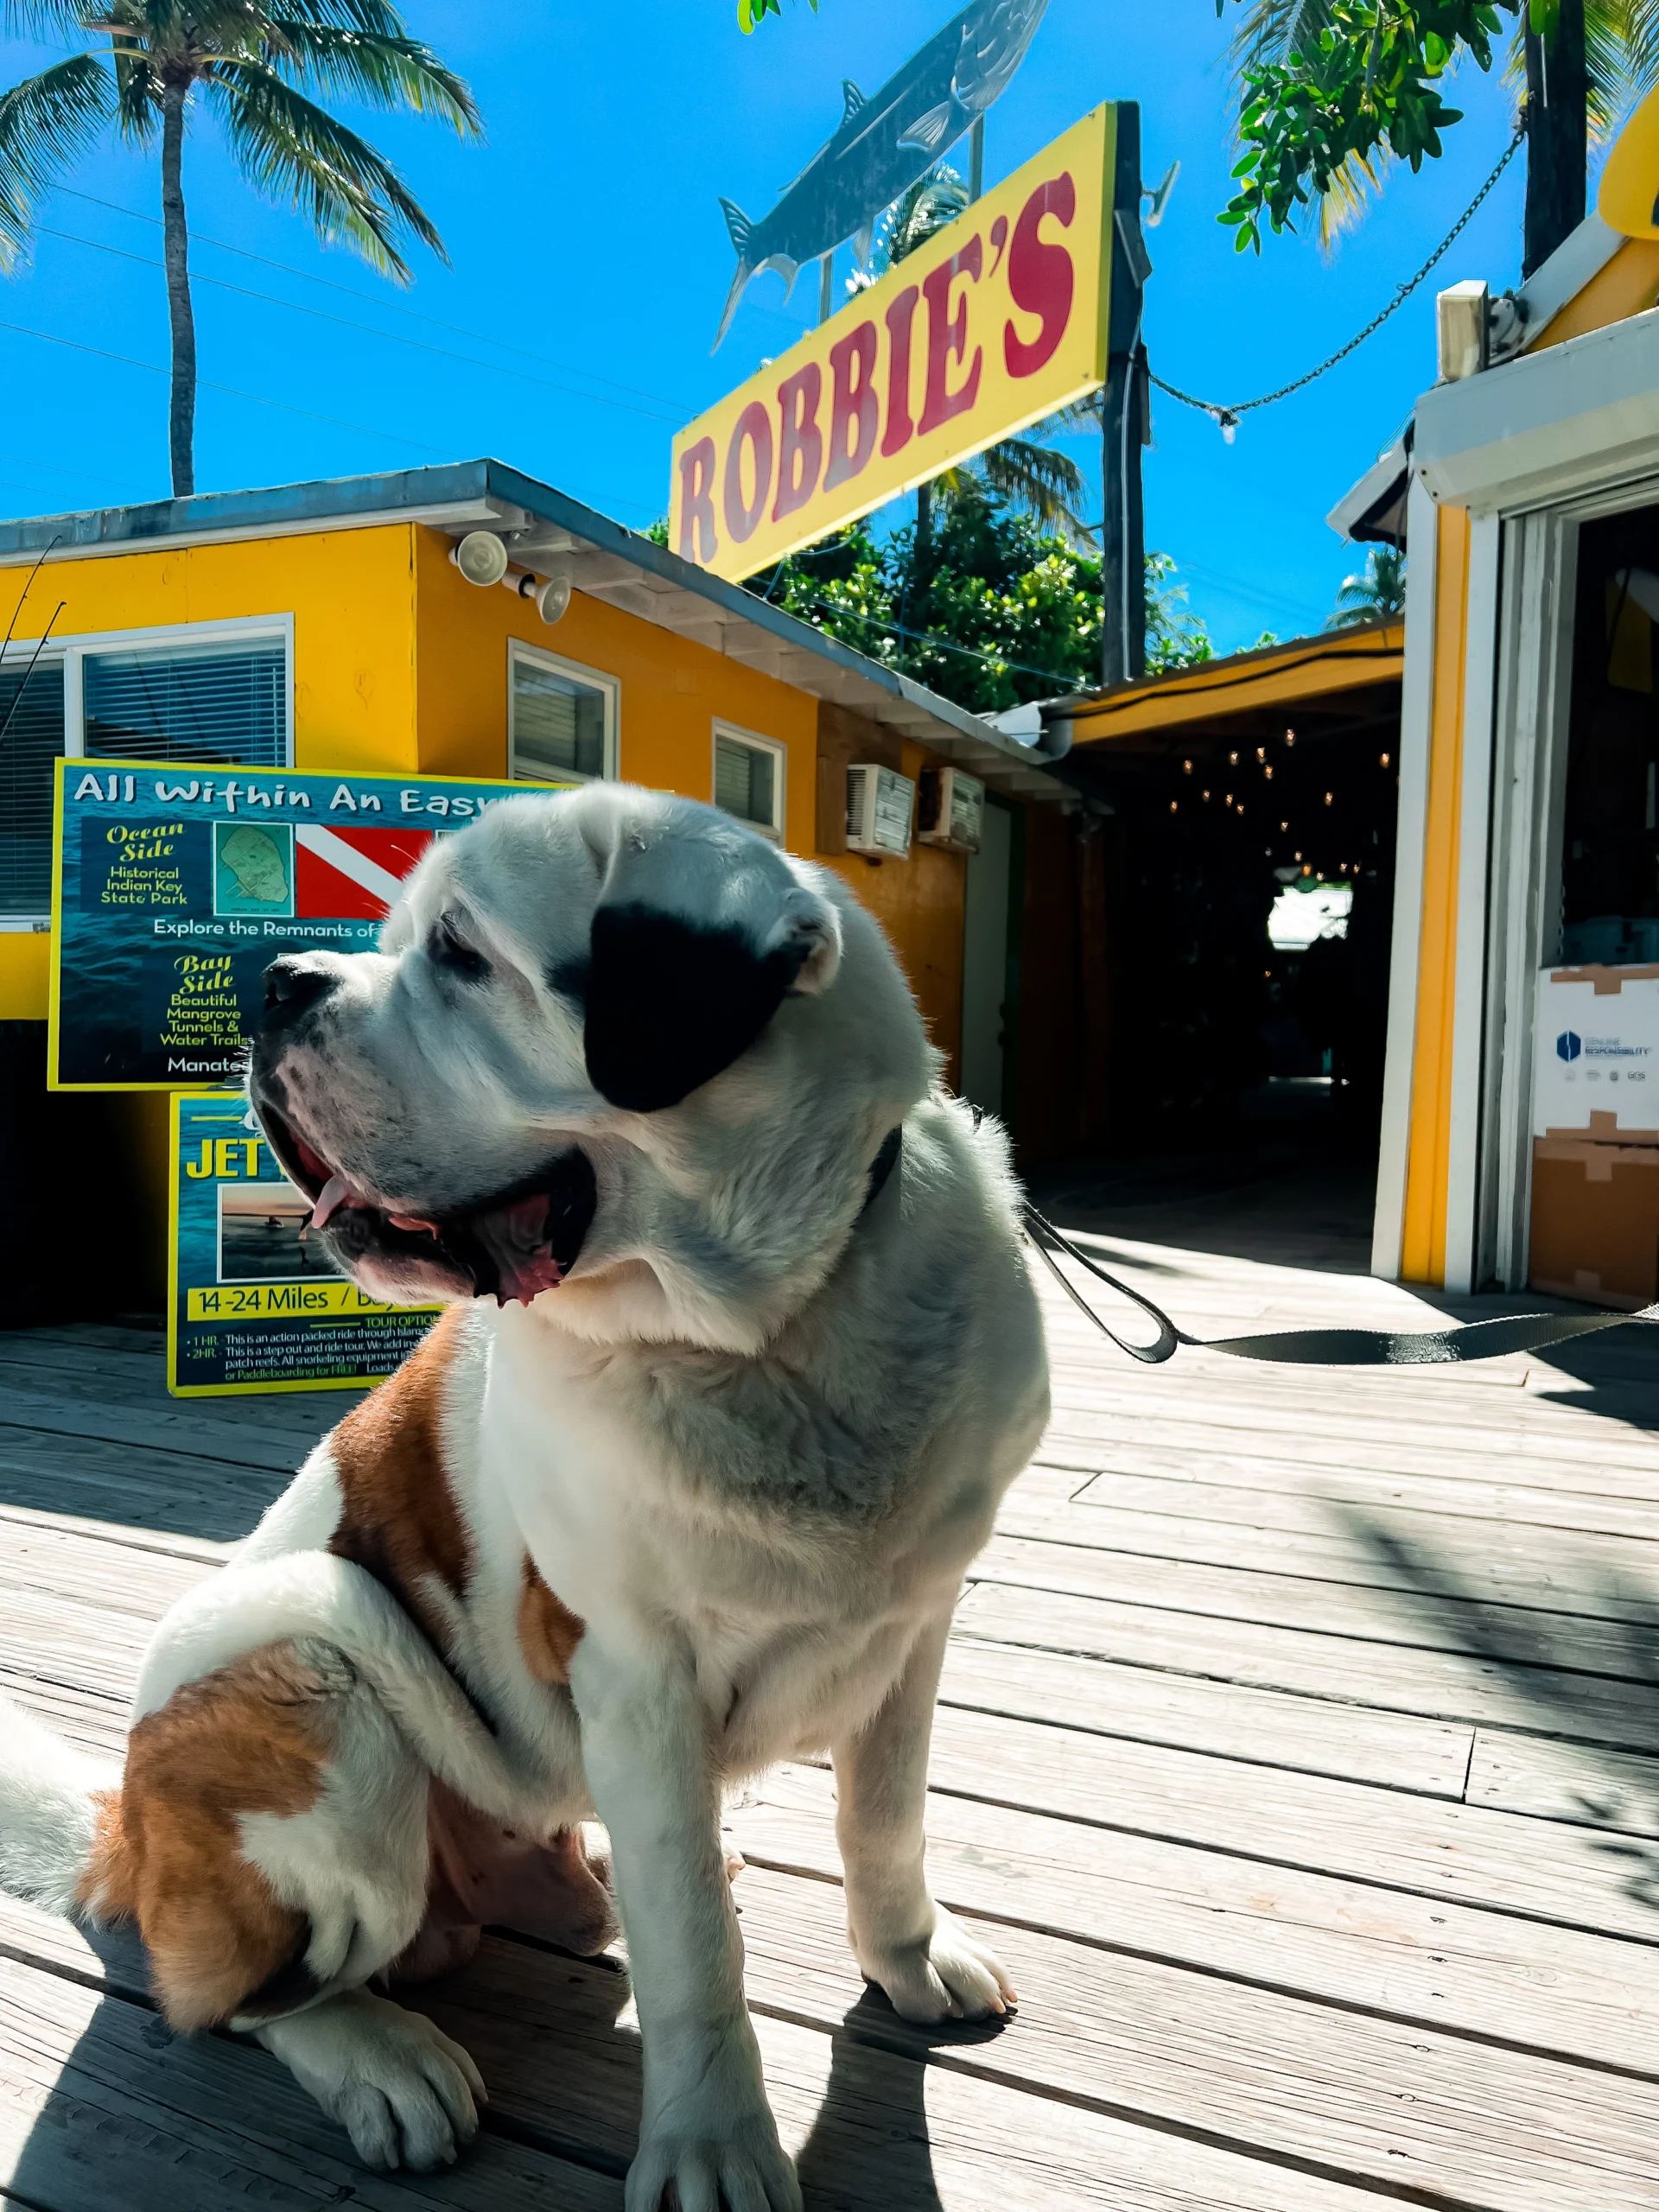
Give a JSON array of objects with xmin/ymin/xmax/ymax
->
[
  {"xmin": 161, "ymin": 76, "xmax": 196, "ymax": 499},
  {"xmin": 1522, "ymin": 0, "xmax": 1586, "ymax": 280}
]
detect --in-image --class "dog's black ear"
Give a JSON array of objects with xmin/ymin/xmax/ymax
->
[
  {"xmin": 585, "ymin": 906, "xmax": 812, "ymax": 1111},
  {"xmin": 572, "ymin": 798, "xmax": 843, "ymax": 1112}
]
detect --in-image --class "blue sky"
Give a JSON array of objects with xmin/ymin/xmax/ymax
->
[{"xmin": 0, "ymin": 2, "xmax": 1545, "ymax": 652}]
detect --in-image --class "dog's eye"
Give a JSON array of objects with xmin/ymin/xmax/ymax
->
[{"xmin": 429, "ymin": 915, "xmax": 489, "ymax": 981}]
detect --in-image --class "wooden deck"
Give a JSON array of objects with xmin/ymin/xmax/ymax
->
[{"xmin": 0, "ymin": 1230, "xmax": 1656, "ymax": 2210}]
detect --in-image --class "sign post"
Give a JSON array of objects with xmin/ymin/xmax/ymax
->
[{"xmin": 673, "ymin": 105, "xmax": 1120, "ymax": 584}]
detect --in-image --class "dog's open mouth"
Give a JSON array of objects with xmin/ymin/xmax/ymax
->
[{"xmin": 257, "ymin": 1107, "xmax": 597, "ymax": 1308}]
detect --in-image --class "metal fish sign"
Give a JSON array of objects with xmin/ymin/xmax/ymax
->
[{"xmin": 714, "ymin": 0, "xmax": 1050, "ymax": 348}]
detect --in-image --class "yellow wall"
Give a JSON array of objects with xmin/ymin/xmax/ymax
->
[
  {"xmin": 1400, "ymin": 504, "xmax": 1471, "ymax": 1285},
  {"xmin": 2, "ymin": 518, "xmax": 976, "ymax": 1056},
  {"xmin": 1528, "ymin": 237, "xmax": 1659, "ymax": 351}
]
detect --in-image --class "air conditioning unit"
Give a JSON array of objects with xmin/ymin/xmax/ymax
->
[
  {"xmin": 846, "ymin": 763, "xmax": 915, "ymax": 858},
  {"xmin": 917, "ymin": 766, "xmax": 986, "ymax": 854}
]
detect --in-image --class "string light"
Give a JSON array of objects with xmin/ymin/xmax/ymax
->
[
  {"xmin": 1183, "ymin": 758, "xmax": 1193, "ymax": 773},
  {"xmin": 1279, "ymin": 820, "xmax": 1288, "ymax": 830},
  {"xmin": 1228, "ymin": 750, "xmax": 1239, "ymax": 764},
  {"xmin": 1380, "ymin": 752, "xmax": 1390, "ymax": 766},
  {"xmin": 1263, "ymin": 764, "xmax": 1274, "ymax": 780},
  {"xmin": 1324, "ymin": 791, "xmax": 1333, "ymax": 805},
  {"xmin": 1255, "ymin": 747, "xmax": 1266, "ymax": 762},
  {"xmin": 1202, "ymin": 788, "xmax": 1211, "ymax": 800},
  {"xmin": 1169, "ymin": 799, "xmax": 1178, "ymax": 812},
  {"xmin": 1284, "ymin": 728, "xmax": 1296, "ymax": 747}
]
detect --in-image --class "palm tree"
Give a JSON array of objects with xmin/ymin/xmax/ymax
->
[
  {"xmin": 1327, "ymin": 545, "xmax": 1407, "ymax": 627},
  {"xmin": 0, "ymin": 3, "xmax": 479, "ymax": 497},
  {"xmin": 857, "ymin": 164, "xmax": 1094, "ymax": 546}
]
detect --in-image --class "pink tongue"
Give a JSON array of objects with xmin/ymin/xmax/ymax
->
[
  {"xmin": 311, "ymin": 1172, "xmax": 356, "ymax": 1229},
  {"xmin": 474, "ymin": 1192, "xmax": 565, "ymax": 1307}
]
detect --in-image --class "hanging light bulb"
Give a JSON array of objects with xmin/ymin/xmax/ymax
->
[
  {"xmin": 1284, "ymin": 728, "xmax": 1296, "ymax": 747},
  {"xmin": 1324, "ymin": 791, "xmax": 1333, "ymax": 806},
  {"xmin": 1169, "ymin": 799, "xmax": 1178, "ymax": 812},
  {"xmin": 1264, "ymin": 764, "xmax": 1274, "ymax": 779},
  {"xmin": 1183, "ymin": 758, "xmax": 1193, "ymax": 774},
  {"xmin": 1279, "ymin": 820, "xmax": 1287, "ymax": 831},
  {"xmin": 1255, "ymin": 747, "xmax": 1266, "ymax": 762},
  {"xmin": 1228, "ymin": 750, "xmax": 1239, "ymax": 764},
  {"xmin": 1380, "ymin": 752, "xmax": 1391, "ymax": 767}
]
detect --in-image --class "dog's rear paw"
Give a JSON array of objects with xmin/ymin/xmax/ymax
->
[
  {"xmin": 256, "ymin": 1988, "xmax": 486, "ymax": 2171},
  {"xmin": 858, "ymin": 1906, "xmax": 1018, "ymax": 2024}
]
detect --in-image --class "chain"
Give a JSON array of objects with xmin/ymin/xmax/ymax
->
[{"xmin": 1149, "ymin": 124, "xmax": 1527, "ymax": 435}]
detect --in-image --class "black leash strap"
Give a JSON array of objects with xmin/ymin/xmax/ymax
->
[{"xmin": 1021, "ymin": 1203, "xmax": 1659, "ymax": 1369}]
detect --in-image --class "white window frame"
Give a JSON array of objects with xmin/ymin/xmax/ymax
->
[
  {"xmin": 0, "ymin": 613, "xmax": 293, "ymax": 931},
  {"xmin": 508, "ymin": 639, "xmax": 619, "ymax": 786},
  {"xmin": 712, "ymin": 719, "xmax": 786, "ymax": 841}
]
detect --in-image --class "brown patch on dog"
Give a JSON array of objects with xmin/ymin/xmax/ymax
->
[
  {"xmin": 328, "ymin": 1305, "xmax": 473, "ymax": 1651},
  {"xmin": 79, "ymin": 1642, "xmax": 336, "ymax": 2031},
  {"xmin": 518, "ymin": 1555, "xmax": 585, "ymax": 1686}
]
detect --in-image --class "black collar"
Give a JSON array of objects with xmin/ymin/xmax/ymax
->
[{"xmin": 860, "ymin": 1126, "xmax": 903, "ymax": 1219}]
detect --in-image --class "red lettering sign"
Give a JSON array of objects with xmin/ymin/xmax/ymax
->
[
  {"xmin": 722, "ymin": 402, "xmax": 773, "ymax": 543},
  {"xmin": 1004, "ymin": 175, "xmax": 1076, "ymax": 379},
  {"xmin": 824, "ymin": 321, "xmax": 880, "ymax": 492},
  {"xmin": 772, "ymin": 363, "xmax": 823, "ymax": 521},
  {"xmin": 918, "ymin": 238, "xmax": 984, "ymax": 435},
  {"xmin": 881, "ymin": 285, "xmax": 921, "ymax": 458},
  {"xmin": 677, "ymin": 438, "xmax": 718, "ymax": 563}
]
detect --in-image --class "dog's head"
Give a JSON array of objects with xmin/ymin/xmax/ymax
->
[{"xmin": 249, "ymin": 785, "xmax": 931, "ymax": 1351}]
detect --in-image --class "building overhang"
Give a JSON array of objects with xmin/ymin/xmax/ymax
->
[
  {"xmin": 0, "ymin": 459, "xmax": 1074, "ymax": 809},
  {"xmin": 1051, "ymin": 623, "xmax": 1405, "ymax": 748},
  {"xmin": 1415, "ymin": 302, "xmax": 1659, "ymax": 514}
]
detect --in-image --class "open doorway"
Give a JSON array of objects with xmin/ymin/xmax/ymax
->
[
  {"xmin": 1040, "ymin": 629, "xmax": 1403, "ymax": 1266},
  {"xmin": 959, "ymin": 796, "xmax": 1021, "ymax": 1120}
]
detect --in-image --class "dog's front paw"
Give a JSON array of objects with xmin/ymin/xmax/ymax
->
[
  {"xmin": 627, "ymin": 2104, "xmax": 801, "ymax": 2212},
  {"xmin": 257, "ymin": 1988, "xmax": 486, "ymax": 2172},
  {"xmin": 858, "ymin": 1905, "xmax": 1017, "ymax": 2023}
]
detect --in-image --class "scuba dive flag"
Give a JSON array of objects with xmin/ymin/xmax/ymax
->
[{"xmin": 293, "ymin": 824, "xmax": 436, "ymax": 921}]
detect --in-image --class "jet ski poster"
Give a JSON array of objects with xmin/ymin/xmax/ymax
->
[{"xmin": 673, "ymin": 105, "xmax": 1118, "ymax": 585}]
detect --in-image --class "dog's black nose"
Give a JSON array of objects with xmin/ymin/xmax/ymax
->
[{"xmin": 263, "ymin": 957, "xmax": 336, "ymax": 1014}]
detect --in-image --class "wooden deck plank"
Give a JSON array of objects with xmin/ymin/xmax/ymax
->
[
  {"xmin": 972, "ymin": 1533, "xmax": 1652, "ymax": 1677},
  {"xmin": 953, "ymin": 1584, "xmax": 1659, "ymax": 1753},
  {"xmin": 727, "ymin": 1764, "xmax": 1657, "ymax": 2077},
  {"xmin": 998, "ymin": 1491, "xmax": 1659, "ymax": 1624},
  {"xmin": 924, "ymin": 1703, "xmax": 1659, "ymax": 1942},
  {"xmin": 0, "ymin": 1898, "xmax": 1408, "ymax": 2212},
  {"xmin": 1466, "ymin": 1729, "xmax": 1659, "ymax": 1838}
]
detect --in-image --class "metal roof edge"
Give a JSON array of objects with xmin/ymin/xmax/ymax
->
[
  {"xmin": 0, "ymin": 459, "xmax": 1071, "ymax": 803},
  {"xmin": 1045, "ymin": 620, "xmax": 1404, "ymax": 721}
]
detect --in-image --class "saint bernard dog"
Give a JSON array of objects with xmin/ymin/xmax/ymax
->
[{"xmin": 0, "ymin": 783, "xmax": 1049, "ymax": 2211}]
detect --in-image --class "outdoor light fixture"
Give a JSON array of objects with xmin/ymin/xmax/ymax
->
[
  {"xmin": 1203, "ymin": 789, "xmax": 1211, "ymax": 800},
  {"xmin": 1169, "ymin": 800, "xmax": 1178, "ymax": 812},
  {"xmin": 1284, "ymin": 728, "xmax": 1296, "ymax": 746},
  {"xmin": 1280, "ymin": 820, "xmax": 1287, "ymax": 830},
  {"xmin": 1325, "ymin": 791, "xmax": 1333, "ymax": 805},
  {"xmin": 451, "ymin": 531, "xmax": 510, "ymax": 587},
  {"xmin": 517, "ymin": 573, "xmax": 572, "ymax": 625},
  {"xmin": 1229, "ymin": 750, "xmax": 1239, "ymax": 764},
  {"xmin": 1255, "ymin": 747, "xmax": 1265, "ymax": 761},
  {"xmin": 1183, "ymin": 758, "xmax": 1193, "ymax": 773},
  {"xmin": 1380, "ymin": 752, "xmax": 1391, "ymax": 766},
  {"xmin": 1264, "ymin": 764, "xmax": 1274, "ymax": 779}
]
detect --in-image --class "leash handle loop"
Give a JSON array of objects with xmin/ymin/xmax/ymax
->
[{"xmin": 1021, "ymin": 1203, "xmax": 1187, "ymax": 1365}]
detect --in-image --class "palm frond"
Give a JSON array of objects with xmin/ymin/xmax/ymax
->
[
  {"xmin": 974, "ymin": 437, "xmax": 1093, "ymax": 542},
  {"xmin": 0, "ymin": 3, "xmax": 99, "ymax": 36},
  {"xmin": 264, "ymin": 21, "xmax": 480, "ymax": 134},
  {"xmin": 1313, "ymin": 143, "xmax": 1389, "ymax": 245},
  {"xmin": 207, "ymin": 57, "xmax": 443, "ymax": 280},
  {"xmin": 1224, "ymin": 0, "xmax": 1338, "ymax": 72},
  {"xmin": 110, "ymin": 45, "xmax": 159, "ymax": 147},
  {"xmin": 885, "ymin": 165, "xmax": 969, "ymax": 266},
  {"xmin": 0, "ymin": 54, "xmax": 112, "ymax": 270}
]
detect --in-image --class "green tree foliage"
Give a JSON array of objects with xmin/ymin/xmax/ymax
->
[
  {"xmin": 717, "ymin": 495, "xmax": 1212, "ymax": 714},
  {"xmin": 1217, "ymin": 2, "xmax": 1659, "ymax": 262},
  {"xmin": 0, "ymin": 3, "xmax": 479, "ymax": 494}
]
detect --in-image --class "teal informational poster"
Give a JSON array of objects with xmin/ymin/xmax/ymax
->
[
  {"xmin": 168, "ymin": 1091, "xmax": 439, "ymax": 1397},
  {"xmin": 51, "ymin": 759, "xmax": 548, "ymax": 1090}
]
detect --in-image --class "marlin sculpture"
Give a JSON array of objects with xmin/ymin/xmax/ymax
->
[{"xmin": 713, "ymin": 0, "xmax": 1050, "ymax": 349}]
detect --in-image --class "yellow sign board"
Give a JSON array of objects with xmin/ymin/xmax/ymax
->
[
  {"xmin": 1599, "ymin": 82, "xmax": 1659, "ymax": 238},
  {"xmin": 671, "ymin": 105, "xmax": 1118, "ymax": 582}
]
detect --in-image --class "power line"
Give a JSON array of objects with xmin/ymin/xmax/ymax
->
[
  {"xmin": 789, "ymin": 591, "xmax": 1081, "ymax": 690},
  {"xmin": 0, "ymin": 317, "xmax": 452, "ymax": 455},
  {"xmin": 1150, "ymin": 125, "xmax": 1525, "ymax": 435},
  {"xmin": 52, "ymin": 186, "xmax": 696, "ymax": 419},
  {"xmin": 36, "ymin": 224, "xmax": 689, "ymax": 429}
]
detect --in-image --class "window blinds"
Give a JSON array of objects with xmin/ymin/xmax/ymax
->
[
  {"xmin": 714, "ymin": 733, "xmax": 776, "ymax": 830},
  {"xmin": 82, "ymin": 639, "xmax": 286, "ymax": 766},
  {"xmin": 512, "ymin": 657, "xmax": 608, "ymax": 781},
  {"xmin": 0, "ymin": 660, "xmax": 66, "ymax": 918}
]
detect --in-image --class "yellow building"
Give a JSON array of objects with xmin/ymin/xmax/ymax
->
[
  {"xmin": 0, "ymin": 461, "xmax": 1078, "ymax": 1321},
  {"xmin": 1334, "ymin": 96, "xmax": 1659, "ymax": 1300}
]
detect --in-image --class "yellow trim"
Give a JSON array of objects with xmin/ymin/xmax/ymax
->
[
  {"xmin": 1400, "ymin": 505, "xmax": 1471, "ymax": 1286},
  {"xmin": 49, "ymin": 756, "xmax": 538, "ymax": 1092},
  {"xmin": 1067, "ymin": 624, "xmax": 1404, "ymax": 745},
  {"xmin": 1527, "ymin": 236, "xmax": 1659, "ymax": 351}
]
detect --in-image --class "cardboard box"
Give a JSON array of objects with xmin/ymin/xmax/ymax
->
[
  {"xmin": 1533, "ymin": 965, "xmax": 1659, "ymax": 1140},
  {"xmin": 1529, "ymin": 1136, "xmax": 1659, "ymax": 1309}
]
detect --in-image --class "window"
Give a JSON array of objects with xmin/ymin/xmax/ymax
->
[
  {"xmin": 0, "ymin": 659, "xmax": 66, "ymax": 918},
  {"xmin": 82, "ymin": 638, "xmax": 286, "ymax": 766},
  {"xmin": 510, "ymin": 645, "xmax": 617, "ymax": 784},
  {"xmin": 0, "ymin": 618, "xmax": 291, "ymax": 926},
  {"xmin": 713, "ymin": 722, "xmax": 785, "ymax": 839}
]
